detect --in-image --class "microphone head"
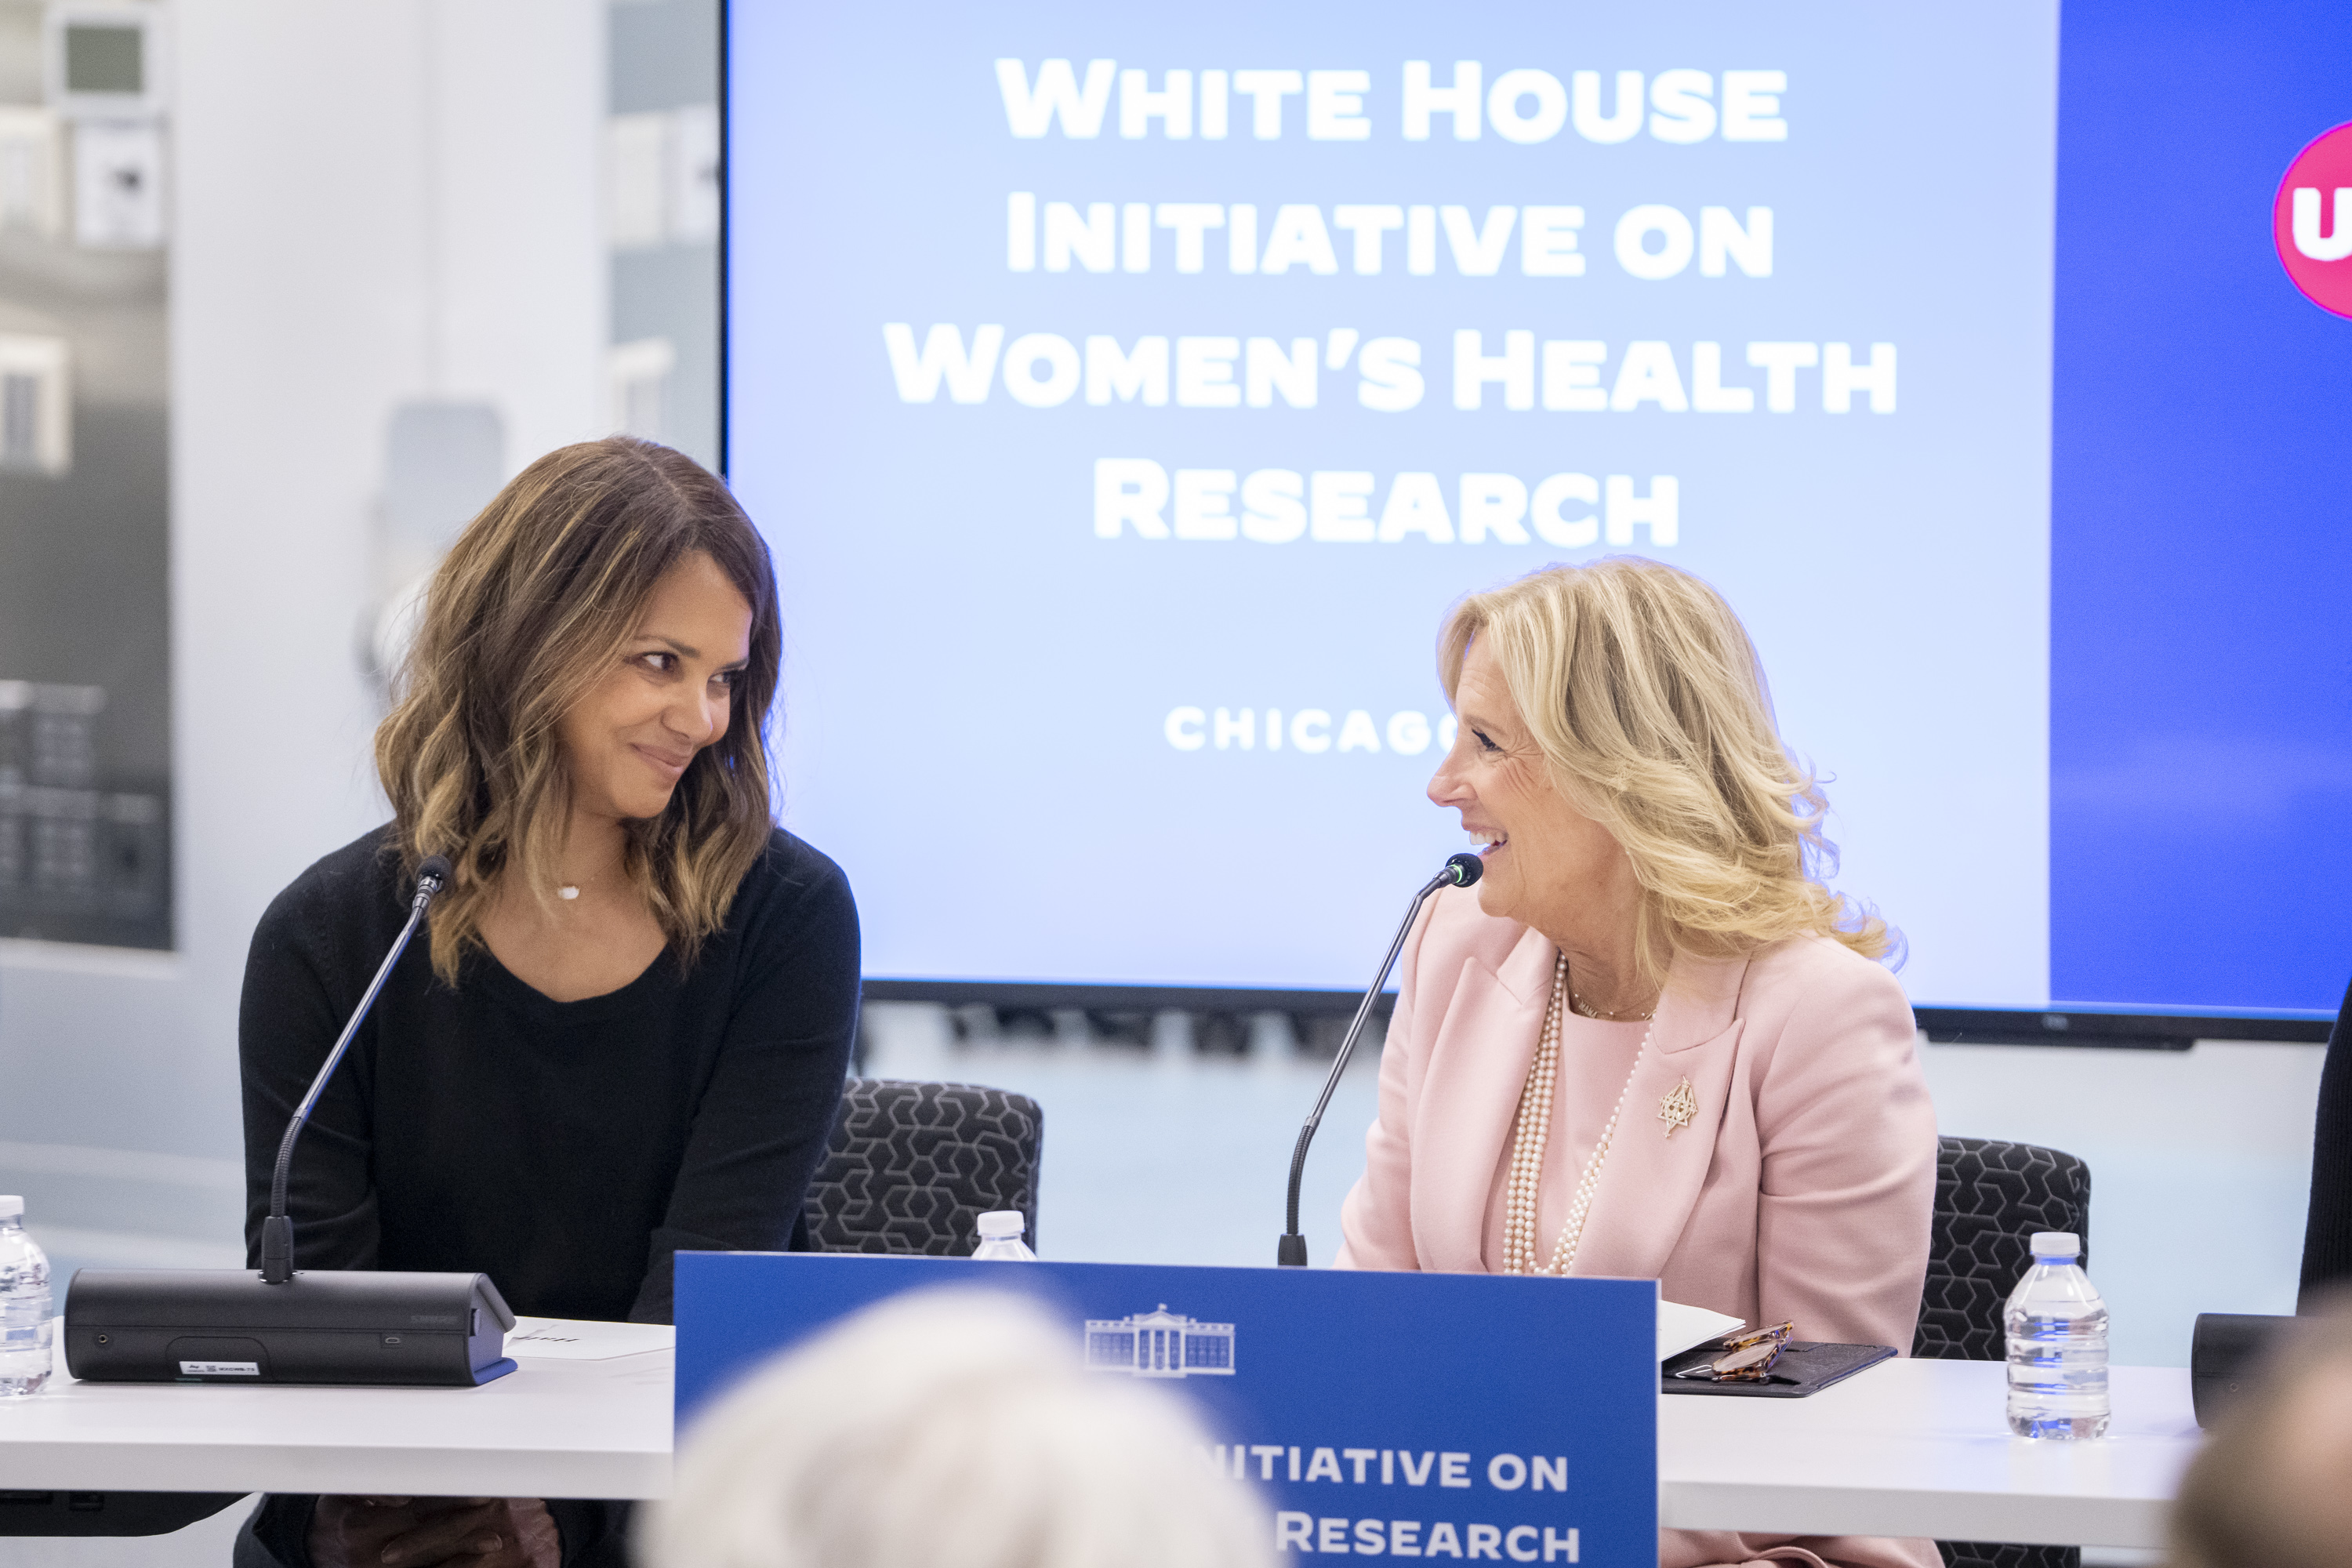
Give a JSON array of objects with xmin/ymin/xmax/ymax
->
[
  {"xmin": 1444, "ymin": 851, "xmax": 1484, "ymax": 888},
  {"xmin": 416, "ymin": 855, "xmax": 453, "ymax": 894}
]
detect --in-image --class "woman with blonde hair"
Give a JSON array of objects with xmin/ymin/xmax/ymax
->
[
  {"xmin": 1338, "ymin": 557, "xmax": 1938, "ymax": 1568},
  {"xmin": 233, "ymin": 438, "xmax": 859, "ymax": 1568}
]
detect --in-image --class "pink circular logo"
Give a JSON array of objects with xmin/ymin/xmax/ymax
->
[{"xmin": 2276, "ymin": 121, "xmax": 2352, "ymax": 319}]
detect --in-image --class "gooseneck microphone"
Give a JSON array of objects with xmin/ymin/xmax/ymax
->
[
  {"xmin": 1278, "ymin": 851, "xmax": 1483, "ymax": 1267},
  {"xmin": 64, "ymin": 855, "xmax": 517, "ymax": 1387},
  {"xmin": 258, "ymin": 854, "xmax": 449, "ymax": 1283}
]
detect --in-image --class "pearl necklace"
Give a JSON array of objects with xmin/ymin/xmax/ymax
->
[{"xmin": 1501, "ymin": 953, "xmax": 1650, "ymax": 1276}]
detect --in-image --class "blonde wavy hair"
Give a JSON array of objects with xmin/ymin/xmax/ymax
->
[
  {"xmin": 1439, "ymin": 556, "xmax": 1891, "ymax": 989},
  {"xmin": 375, "ymin": 437, "xmax": 781, "ymax": 983}
]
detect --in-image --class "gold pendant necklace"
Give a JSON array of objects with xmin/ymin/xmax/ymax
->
[{"xmin": 1568, "ymin": 987, "xmax": 1654, "ymax": 1022}]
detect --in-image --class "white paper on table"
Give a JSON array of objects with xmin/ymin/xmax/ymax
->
[
  {"xmin": 503, "ymin": 1316, "xmax": 677, "ymax": 1360},
  {"xmin": 1659, "ymin": 1300, "xmax": 1744, "ymax": 1362}
]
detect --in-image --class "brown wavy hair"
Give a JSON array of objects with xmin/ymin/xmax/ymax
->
[
  {"xmin": 375, "ymin": 437, "xmax": 782, "ymax": 983},
  {"xmin": 1439, "ymin": 556, "xmax": 1893, "ymax": 992}
]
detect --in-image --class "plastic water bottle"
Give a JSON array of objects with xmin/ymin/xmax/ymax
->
[
  {"xmin": 2004, "ymin": 1230, "xmax": 2108, "ymax": 1439},
  {"xmin": 0, "ymin": 1196, "xmax": 53, "ymax": 1398},
  {"xmin": 971, "ymin": 1210, "xmax": 1036, "ymax": 1261}
]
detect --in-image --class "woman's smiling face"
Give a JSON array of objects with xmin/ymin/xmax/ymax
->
[
  {"xmin": 557, "ymin": 550, "xmax": 753, "ymax": 825},
  {"xmin": 1426, "ymin": 636, "xmax": 1628, "ymax": 930}
]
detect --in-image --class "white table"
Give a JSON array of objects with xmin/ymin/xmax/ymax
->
[
  {"xmin": 1661, "ymin": 1360, "xmax": 2201, "ymax": 1549},
  {"xmin": 2, "ymin": 1347, "xmax": 2200, "ymax": 1548},
  {"xmin": 0, "ymin": 1338, "xmax": 671, "ymax": 1501}
]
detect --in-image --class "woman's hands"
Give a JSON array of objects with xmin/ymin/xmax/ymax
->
[{"xmin": 310, "ymin": 1496, "xmax": 562, "ymax": 1568}]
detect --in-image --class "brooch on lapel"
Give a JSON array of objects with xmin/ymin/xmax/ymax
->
[{"xmin": 1658, "ymin": 1076, "xmax": 1697, "ymax": 1138}]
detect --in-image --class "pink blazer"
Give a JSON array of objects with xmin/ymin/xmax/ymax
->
[{"xmin": 1337, "ymin": 887, "xmax": 1940, "ymax": 1568}]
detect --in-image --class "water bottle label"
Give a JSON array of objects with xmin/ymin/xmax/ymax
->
[
  {"xmin": 0, "ymin": 1293, "xmax": 52, "ymax": 1327},
  {"xmin": 0, "ymin": 1322, "xmax": 49, "ymax": 1346}
]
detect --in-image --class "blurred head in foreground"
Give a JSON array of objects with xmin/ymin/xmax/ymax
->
[
  {"xmin": 637, "ymin": 1287, "xmax": 1276, "ymax": 1568},
  {"xmin": 2169, "ymin": 1305, "xmax": 2352, "ymax": 1568}
]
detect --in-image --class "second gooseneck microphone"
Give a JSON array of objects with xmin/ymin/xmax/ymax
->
[{"xmin": 1277, "ymin": 851, "xmax": 1483, "ymax": 1267}]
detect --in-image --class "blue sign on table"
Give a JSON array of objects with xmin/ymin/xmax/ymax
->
[{"xmin": 676, "ymin": 1254, "xmax": 1657, "ymax": 1564}]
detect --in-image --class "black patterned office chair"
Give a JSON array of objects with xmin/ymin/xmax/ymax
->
[
  {"xmin": 802, "ymin": 1078, "xmax": 1044, "ymax": 1255},
  {"xmin": 1915, "ymin": 1135, "xmax": 2094, "ymax": 1568}
]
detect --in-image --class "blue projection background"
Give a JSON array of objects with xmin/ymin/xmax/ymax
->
[
  {"xmin": 727, "ymin": 1, "xmax": 2351, "ymax": 1018},
  {"xmin": 2047, "ymin": 0, "xmax": 2352, "ymax": 1019}
]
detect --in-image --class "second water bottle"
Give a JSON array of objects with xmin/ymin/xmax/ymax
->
[{"xmin": 2003, "ymin": 1229, "xmax": 2108, "ymax": 1439}]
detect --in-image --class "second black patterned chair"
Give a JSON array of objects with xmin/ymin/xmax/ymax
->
[
  {"xmin": 801, "ymin": 1078, "xmax": 1045, "ymax": 1257},
  {"xmin": 1915, "ymin": 1134, "xmax": 2094, "ymax": 1568}
]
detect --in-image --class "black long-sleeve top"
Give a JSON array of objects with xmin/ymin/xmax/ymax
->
[
  {"xmin": 233, "ymin": 825, "xmax": 858, "ymax": 1568},
  {"xmin": 2300, "ymin": 974, "xmax": 2352, "ymax": 1305},
  {"xmin": 238, "ymin": 824, "xmax": 860, "ymax": 1323}
]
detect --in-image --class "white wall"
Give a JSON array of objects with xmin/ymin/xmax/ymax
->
[
  {"xmin": 0, "ymin": 0, "xmax": 604, "ymax": 1273},
  {"xmin": 1921, "ymin": 1039, "xmax": 2325, "ymax": 1367}
]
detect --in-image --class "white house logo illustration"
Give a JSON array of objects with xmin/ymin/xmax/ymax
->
[{"xmin": 1084, "ymin": 1305, "xmax": 1236, "ymax": 1378}]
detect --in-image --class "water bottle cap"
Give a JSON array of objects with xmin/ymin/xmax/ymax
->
[
  {"xmin": 2030, "ymin": 1231, "xmax": 2079, "ymax": 1259},
  {"xmin": 0, "ymin": 1196, "xmax": 20, "ymax": 1220},
  {"xmin": 975, "ymin": 1210, "xmax": 1025, "ymax": 1240}
]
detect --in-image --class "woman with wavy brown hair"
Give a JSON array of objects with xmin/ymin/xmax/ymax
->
[
  {"xmin": 233, "ymin": 438, "xmax": 859, "ymax": 1568},
  {"xmin": 1338, "ymin": 557, "xmax": 1938, "ymax": 1568}
]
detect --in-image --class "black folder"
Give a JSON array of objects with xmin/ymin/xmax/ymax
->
[{"xmin": 1660, "ymin": 1339, "xmax": 1896, "ymax": 1398}]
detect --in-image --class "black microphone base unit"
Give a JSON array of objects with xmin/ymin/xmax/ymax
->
[
  {"xmin": 2188, "ymin": 1310, "xmax": 2292, "ymax": 1428},
  {"xmin": 64, "ymin": 1268, "xmax": 517, "ymax": 1388}
]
